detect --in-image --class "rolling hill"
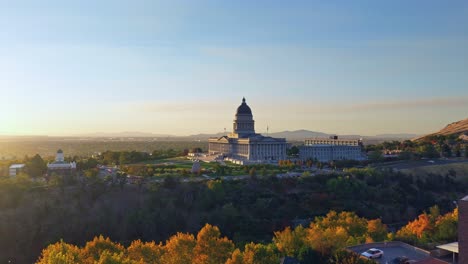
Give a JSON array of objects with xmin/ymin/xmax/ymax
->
[{"xmin": 414, "ymin": 117, "xmax": 468, "ymax": 141}]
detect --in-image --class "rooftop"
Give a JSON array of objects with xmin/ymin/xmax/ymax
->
[
  {"xmin": 9, "ymin": 164, "xmax": 25, "ymax": 169},
  {"xmin": 436, "ymin": 242, "xmax": 458, "ymax": 254}
]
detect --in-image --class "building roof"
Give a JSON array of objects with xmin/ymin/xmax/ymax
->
[
  {"xmin": 436, "ymin": 242, "xmax": 458, "ymax": 253},
  {"xmin": 236, "ymin": 97, "xmax": 252, "ymax": 115},
  {"xmin": 9, "ymin": 164, "xmax": 25, "ymax": 169},
  {"xmin": 209, "ymin": 134, "xmax": 286, "ymax": 143}
]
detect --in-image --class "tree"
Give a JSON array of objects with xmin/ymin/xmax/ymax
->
[
  {"xmin": 25, "ymin": 154, "xmax": 47, "ymax": 178},
  {"xmin": 116, "ymin": 172, "xmax": 128, "ymax": 191},
  {"xmin": 418, "ymin": 144, "xmax": 439, "ymax": 159},
  {"xmin": 249, "ymin": 167, "xmax": 257, "ymax": 178},
  {"xmin": 241, "ymin": 243, "xmax": 279, "ymax": 264},
  {"xmin": 161, "ymin": 233, "xmax": 196, "ymax": 264},
  {"xmin": 273, "ymin": 225, "xmax": 307, "ymax": 258},
  {"xmin": 127, "ymin": 240, "xmax": 164, "ymax": 263},
  {"xmin": 37, "ymin": 240, "xmax": 82, "ymax": 264},
  {"xmin": 330, "ymin": 250, "xmax": 375, "ymax": 264},
  {"xmin": 225, "ymin": 249, "xmax": 244, "ymax": 264},
  {"xmin": 366, "ymin": 219, "xmax": 388, "ymax": 242},
  {"xmin": 433, "ymin": 207, "xmax": 458, "ymax": 242},
  {"xmin": 287, "ymin": 146, "xmax": 300, "ymax": 157},
  {"xmin": 193, "ymin": 224, "xmax": 235, "ymax": 264},
  {"xmin": 96, "ymin": 251, "xmax": 135, "ymax": 264},
  {"xmin": 80, "ymin": 235, "xmax": 125, "ymax": 263},
  {"xmin": 368, "ymin": 150, "xmax": 383, "ymax": 162},
  {"xmin": 84, "ymin": 168, "xmax": 100, "ymax": 183}
]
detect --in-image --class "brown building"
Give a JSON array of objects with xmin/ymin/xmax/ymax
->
[{"xmin": 460, "ymin": 196, "xmax": 468, "ymax": 264}]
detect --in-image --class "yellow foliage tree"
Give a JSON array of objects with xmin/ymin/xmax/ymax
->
[
  {"xmin": 241, "ymin": 242, "xmax": 279, "ymax": 264},
  {"xmin": 96, "ymin": 251, "xmax": 136, "ymax": 264},
  {"xmin": 193, "ymin": 224, "xmax": 235, "ymax": 264},
  {"xmin": 273, "ymin": 225, "xmax": 307, "ymax": 257},
  {"xmin": 36, "ymin": 240, "xmax": 82, "ymax": 264},
  {"xmin": 127, "ymin": 239, "xmax": 164, "ymax": 263},
  {"xmin": 80, "ymin": 235, "xmax": 125, "ymax": 263},
  {"xmin": 366, "ymin": 219, "xmax": 388, "ymax": 242},
  {"xmin": 225, "ymin": 249, "xmax": 244, "ymax": 264},
  {"xmin": 160, "ymin": 233, "xmax": 196, "ymax": 264},
  {"xmin": 307, "ymin": 225, "xmax": 349, "ymax": 256}
]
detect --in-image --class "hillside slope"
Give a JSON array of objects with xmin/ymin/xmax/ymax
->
[{"xmin": 414, "ymin": 117, "xmax": 468, "ymax": 141}]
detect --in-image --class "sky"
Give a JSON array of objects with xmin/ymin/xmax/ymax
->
[{"xmin": 0, "ymin": 0, "xmax": 467, "ymax": 136}]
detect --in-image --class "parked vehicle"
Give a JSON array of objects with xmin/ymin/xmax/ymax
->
[{"xmin": 361, "ymin": 248, "xmax": 384, "ymax": 259}]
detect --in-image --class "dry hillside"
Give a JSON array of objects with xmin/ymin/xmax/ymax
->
[{"xmin": 414, "ymin": 117, "xmax": 468, "ymax": 141}]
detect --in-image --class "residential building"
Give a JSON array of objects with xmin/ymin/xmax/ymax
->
[{"xmin": 9, "ymin": 164, "xmax": 25, "ymax": 177}]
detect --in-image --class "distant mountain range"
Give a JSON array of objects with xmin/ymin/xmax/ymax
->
[
  {"xmin": 187, "ymin": 130, "xmax": 418, "ymax": 141},
  {"xmin": 73, "ymin": 131, "xmax": 173, "ymax": 138},
  {"xmin": 414, "ymin": 117, "xmax": 468, "ymax": 141},
  {"xmin": 1, "ymin": 130, "xmax": 420, "ymax": 142}
]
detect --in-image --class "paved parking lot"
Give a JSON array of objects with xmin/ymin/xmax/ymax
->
[{"xmin": 348, "ymin": 242, "xmax": 430, "ymax": 264}]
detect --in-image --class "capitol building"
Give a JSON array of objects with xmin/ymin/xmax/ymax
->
[{"xmin": 208, "ymin": 98, "xmax": 287, "ymax": 164}]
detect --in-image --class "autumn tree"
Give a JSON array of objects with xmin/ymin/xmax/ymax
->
[
  {"xmin": 161, "ymin": 233, "xmax": 196, "ymax": 264},
  {"xmin": 225, "ymin": 249, "xmax": 244, "ymax": 264},
  {"xmin": 193, "ymin": 224, "xmax": 235, "ymax": 264},
  {"xmin": 80, "ymin": 235, "xmax": 125, "ymax": 263},
  {"xmin": 127, "ymin": 240, "xmax": 164, "ymax": 263},
  {"xmin": 37, "ymin": 240, "xmax": 82, "ymax": 264},
  {"xmin": 433, "ymin": 207, "xmax": 458, "ymax": 242},
  {"xmin": 330, "ymin": 250, "xmax": 376, "ymax": 264},
  {"xmin": 241, "ymin": 242, "xmax": 279, "ymax": 264},
  {"xmin": 273, "ymin": 225, "xmax": 307, "ymax": 258},
  {"xmin": 366, "ymin": 219, "xmax": 388, "ymax": 242},
  {"xmin": 95, "ymin": 251, "xmax": 135, "ymax": 264}
]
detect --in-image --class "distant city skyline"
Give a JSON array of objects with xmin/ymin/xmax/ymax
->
[{"xmin": 1, "ymin": 1, "xmax": 467, "ymax": 136}]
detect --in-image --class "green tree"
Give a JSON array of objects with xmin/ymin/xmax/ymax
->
[
  {"xmin": 25, "ymin": 154, "xmax": 47, "ymax": 178},
  {"xmin": 368, "ymin": 150, "xmax": 383, "ymax": 162},
  {"xmin": 249, "ymin": 167, "xmax": 257, "ymax": 178},
  {"xmin": 273, "ymin": 225, "xmax": 307, "ymax": 258},
  {"xmin": 418, "ymin": 144, "xmax": 439, "ymax": 159},
  {"xmin": 241, "ymin": 243, "xmax": 279, "ymax": 264}
]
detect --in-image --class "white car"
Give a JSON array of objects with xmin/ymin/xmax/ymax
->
[{"xmin": 361, "ymin": 248, "xmax": 384, "ymax": 259}]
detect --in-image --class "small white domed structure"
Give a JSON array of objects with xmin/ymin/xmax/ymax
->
[{"xmin": 47, "ymin": 149, "xmax": 76, "ymax": 176}]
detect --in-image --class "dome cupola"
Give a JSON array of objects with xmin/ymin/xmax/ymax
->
[
  {"xmin": 236, "ymin": 97, "xmax": 252, "ymax": 116},
  {"xmin": 233, "ymin": 97, "xmax": 255, "ymax": 137}
]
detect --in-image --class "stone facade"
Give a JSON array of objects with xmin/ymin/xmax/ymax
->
[
  {"xmin": 299, "ymin": 136, "xmax": 366, "ymax": 162},
  {"xmin": 208, "ymin": 98, "xmax": 287, "ymax": 164}
]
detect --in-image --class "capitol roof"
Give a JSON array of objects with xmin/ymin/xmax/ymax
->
[{"xmin": 236, "ymin": 97, "xmax": 252, "ymax": 115}]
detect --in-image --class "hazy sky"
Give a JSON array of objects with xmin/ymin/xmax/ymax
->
[{"xmin": 1, "ymin": 0, "xmax": 467, "ymax": 136}]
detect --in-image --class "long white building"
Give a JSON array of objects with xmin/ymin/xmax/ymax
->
[
  {"xmin": 299, "ymin": 136, "xmax": 366, "ymax": 162},
  {"xmin": 208, "ymin": 98, "xmax": 287, "ymax": 164}
]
